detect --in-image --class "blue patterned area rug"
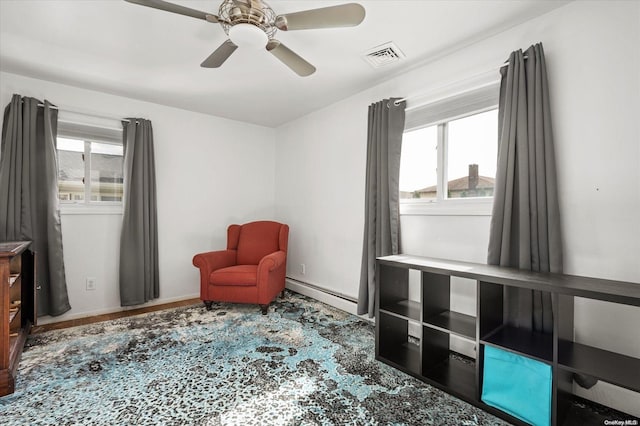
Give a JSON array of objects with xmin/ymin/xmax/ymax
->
[{"xmin": 1, "ymin": 291, "xmax": 507, "ymax": 425}]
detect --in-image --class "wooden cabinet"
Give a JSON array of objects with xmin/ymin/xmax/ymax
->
[
  {"xmin": 1, "ymin": 241, "xmax": 35, "ymax": 397},
  {"xmin": 376, "ymin": 254, "xmax": 640, "ymax": 426}
]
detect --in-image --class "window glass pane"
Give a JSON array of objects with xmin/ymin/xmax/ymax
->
[
  {"xmin": 400, "ymin": 126, "xmax": 438, "ymax": 200},
  {"xmin": 92, "ymin": 142, "xmax": 123, "ymax": 156},
  {"xmin": 57, "ymin": 137, "xmax": 85, "ymax": 202},
  {"xmin": 447, "ymin": 109, "xmax": 497, "ymax": 199},
  {"xmin": 90, "ymin": 142, "xmax": 123, "ymax": 202}
]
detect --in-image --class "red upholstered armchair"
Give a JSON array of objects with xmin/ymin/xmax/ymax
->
[{"xmin": 193, "ymin": 221, "xmax": 289, "ymax": 315}]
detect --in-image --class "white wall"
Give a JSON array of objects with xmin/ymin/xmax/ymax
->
[
  {"xmin": 276, "ymin": 101, "xmax": 369, "ymax": 298},
  {"xmin": 275, "ymin": 0, "xmax": 639, "ymax": 414},
  {"xmin": 0, "ymin": 71, "xmax": 277, "ymax": 322}
]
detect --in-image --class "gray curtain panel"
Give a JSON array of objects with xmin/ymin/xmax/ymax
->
[
  {"xmin": 358, "ymin": 98, "xmax": 406, "ymax": 317},
  {"xmin": 0, "ymin": 94, "xmax": 70, "ymax": 316},
  {"xmin": 487, "ymin": 44, "xmax": 561, "ymax": 333},
  {"xmin": 119, "ymin": 118, "xmax": 159, "ymax": 306}
]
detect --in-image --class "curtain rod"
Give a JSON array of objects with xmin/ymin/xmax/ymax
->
[
  {"xmin": 394, "ymin": 55, "xmax": 529, "ymax": 106},
  {"xmin": 498, "ymin": 54, "xmax": 529, "ymax": 68},
  {"xmin": 28, "ymin": 101, "xmax": 133, "ymax": 123}
]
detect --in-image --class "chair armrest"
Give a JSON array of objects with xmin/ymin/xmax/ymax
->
[
  {"xmin": 256, "ymin": 250, "xmax": 287, "ymax": 305},
  {"xmin": 257, "ymin": 250, "xmax": 286, "ymax": 272},
  {"xmin": 193, "ymin": 250, "xmax": 237, "ymax": 301},
  {"xmin": 193, "ymin": 250, "xmax": 237, "ymax": 274}
]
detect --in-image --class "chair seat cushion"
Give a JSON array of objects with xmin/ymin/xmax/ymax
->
[{"xmin": 210, "ymin": 265, "xmax": 257, "ymax": 286}]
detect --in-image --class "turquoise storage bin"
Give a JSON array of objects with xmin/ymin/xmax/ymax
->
[{"xmin": 481, "ymin": 345, "xmax": 552, "ymax": 426}]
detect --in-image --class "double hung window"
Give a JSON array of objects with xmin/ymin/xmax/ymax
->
[
  {"xmin": 56, "ymin": 119, "xmax": 124, "ymax": 206},
  {"xmin": 399, "ymin": 83, "xmax": 499, "ymax": 214}
]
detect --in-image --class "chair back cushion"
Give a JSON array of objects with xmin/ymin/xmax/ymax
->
[{"xmin": 236, "ymin": 221, "xmax": 284, "ymax": 265}]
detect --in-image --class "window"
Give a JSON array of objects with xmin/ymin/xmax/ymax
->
[
  {"xmin": 399, "ymin": 83, "xmax": 499, "ymax": 213},
  {"xmin": 56, "ymin": 119, "xmax": 124, "ymax": 206}
]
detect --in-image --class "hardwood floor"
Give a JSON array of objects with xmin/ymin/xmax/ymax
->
[{"xmin": 31, "ymin": 298, "xmax": 201, "ymax": 334}]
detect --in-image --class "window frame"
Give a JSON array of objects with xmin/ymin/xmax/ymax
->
[
  {"xmin": 56, "ymin": 118, "xmax": 124, "ymax": 215},
  {"xmin": 400, "ymin": 82, "xmax": 499, "ymax": 217}
]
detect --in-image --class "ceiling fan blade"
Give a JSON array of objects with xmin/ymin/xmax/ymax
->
[
  {"xmin": 274, "ymin": 3, "xmax": 365, "ymax": 31},
  {"xmin": 201, "ymin": 40, "xmax": 238, "ymax": 68},
  {"xmin": 266, "ymin": 40, "xmax": 316, "ymax": 77},
  {"xmin": 124, "ymin": 0, "xmax": 218, "ymax": 23}
]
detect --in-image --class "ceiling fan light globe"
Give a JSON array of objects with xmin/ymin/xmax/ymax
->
[{"xmin": 228, "ymin": 23, "xmax": 268, "ymax": 49}]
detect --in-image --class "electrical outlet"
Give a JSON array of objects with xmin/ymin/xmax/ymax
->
[
  {"xmin": 301, "ymin": 263, "xmax": 306, "ymax": 275},
  {"xmin": 86, "ymin": 277, "xmax": 96, "ymax": 291}
]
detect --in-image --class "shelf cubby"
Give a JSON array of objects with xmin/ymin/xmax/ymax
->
[
  {"xmin": 422, "ymin": 271, "xmax": 477, "ymax": 340},
  {"xmin": 481, "ymin": 325, "xmax": 553, "ymax": 363},
  {"xmin": 378, "ymin": 264, "xmax": 420, "ymax": 321},
  {"xmin": 422, "ymin": 325, "xmax": 477, "ymax": 400},
  {"xmin": 422, "ymin": 353, "xmax": 477, "ymax": 401},
  {"xmin": 380, "ymin": 300, "xmax": 421, "ymax": 322},
  {"xmin": 557, "ymin": 340, "xmax": 640, "ymax": 392},
  {"xmin": 377, "ymin": 311, "xmax": 421, "ymax": 375},
  {"xmin": 422, "ymin": 271, "xmax": 450, "ymax": 316},
  {"xmin": 555, "ymin": 293, "xmax": 640, "ymax": 396},
  {"xmin": 424, "ymin": 310, "xmax": 475, "ymax": 340}
]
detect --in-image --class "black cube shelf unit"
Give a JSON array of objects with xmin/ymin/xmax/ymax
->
[{"xmin": 375, "ymin": 254, "xmax": 640, "ymax": 426}]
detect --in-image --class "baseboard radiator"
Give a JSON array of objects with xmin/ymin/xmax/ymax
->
[{"xmin": 285, "ymin": 277, "xmax": 368, "ymax": 320}]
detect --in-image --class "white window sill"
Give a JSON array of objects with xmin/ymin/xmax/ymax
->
[
  {"xmin": 59, "ymin": 203, "xmax": 123, "ymax": 215},
  {"xmin": 400, "ymin": 198, "xmax": 493, "ymax": 216}
]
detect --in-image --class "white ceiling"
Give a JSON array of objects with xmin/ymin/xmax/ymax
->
[{"xmin": 0, "ymin": 0, "xmax": 568, "ymax": 127}]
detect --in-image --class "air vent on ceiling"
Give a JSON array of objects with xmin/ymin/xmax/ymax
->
[{"xmin": 363, "ymin": 42, "xmax": 405, "ymax": 68}]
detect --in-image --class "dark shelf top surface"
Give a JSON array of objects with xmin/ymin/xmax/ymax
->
[
  {"xmin": 424, "ymin": 311, "xmax": 476, "ymax": 340},
  {"xmin": 481, "ymin": 325, "xmax": 553, "ymax": 363},
  {"xmin": 558, "ymin": 340, "xmax": 640, "ymax": 392},
  {"xmin": 378, "ymin": 255, "xmax": 640, "ymax": 306}
]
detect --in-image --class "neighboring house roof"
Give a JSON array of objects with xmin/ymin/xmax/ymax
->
[{"xmin": 416, "ymin": 175, "xmax": 495, "ymax": 194}]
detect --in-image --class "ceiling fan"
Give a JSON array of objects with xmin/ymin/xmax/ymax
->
[{"xmin": 124, "ymin": 0, "xmax": 366, "ymax": 76}]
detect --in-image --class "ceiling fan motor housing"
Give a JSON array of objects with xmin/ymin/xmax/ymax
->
[{"xmin": 218, "ymin": 0, "xmax": 277, "ymax": 39}]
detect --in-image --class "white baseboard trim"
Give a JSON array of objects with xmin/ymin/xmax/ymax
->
[
  {"xmin": 286, "ymin": 278, "xmax": 373, "ymax": 323},
  {"xmin": 40, "ymin": 282, "xmax": 370, "ymax": 326},
  {"xmin": 37, "ymin": 293, "xmax": 201, "ymax": 325}
]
